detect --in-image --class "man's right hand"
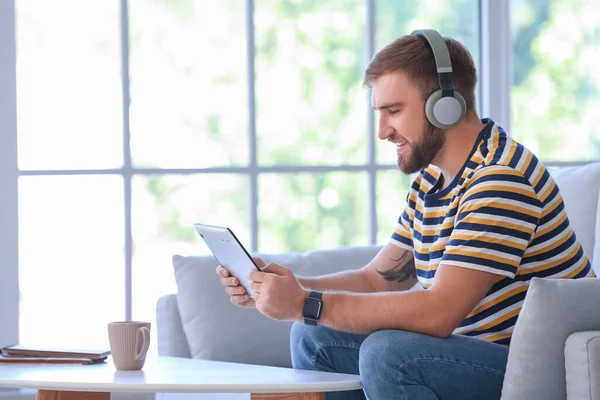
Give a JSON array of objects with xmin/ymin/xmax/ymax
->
[{"xmin": 216, "ymin": 257, "xmax": 266, "ymax": 308}]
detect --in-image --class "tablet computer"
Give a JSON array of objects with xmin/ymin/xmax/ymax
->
[{"xmin": 194, "ymin": 223, "xmax": 261, "ymax": 298}]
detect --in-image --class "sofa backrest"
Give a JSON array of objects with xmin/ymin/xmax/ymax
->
[
  {"xmin": 549, "ymin": 162, "xmax": 600, "ymax": 273},
  {"xmin": 172, "ymin": 245, "xmax": 382, "ymax": 367}
]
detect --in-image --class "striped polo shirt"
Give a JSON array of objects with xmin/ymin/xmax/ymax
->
[{"xmin": 391, "ymin": 118, "xmax": 594, "ymax": 345}]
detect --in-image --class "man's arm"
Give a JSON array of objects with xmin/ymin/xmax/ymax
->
[
  {"xmin": 307, "ymin": 166, "xmax": 538, "ymax": 336},
  {"xmin": 297, "ymin": 241, "xmax": 419, "ymax": 293},
  {"xmin": 218, "ymin": 242, "xmax": 417, "ymax": 308},
  {"xmin": 309, "ymin": 264, "xmax": 503, "ymax": 337},
  {"xmin": 277, "ymin": 166, "xmax": 538, "ymax": 334}
]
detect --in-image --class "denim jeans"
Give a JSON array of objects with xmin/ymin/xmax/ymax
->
[{"xmin": 290, "ymin": 323, "xmax": 509, "ymax": 400}]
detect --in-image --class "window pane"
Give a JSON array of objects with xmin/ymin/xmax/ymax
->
[
  {"xmin": 259, "ymin": 173, "xmax": 368, "ymax": 253},
  {"xmin": 16, "ymin": 1, "xmax": 122, "ymax": 170},
  {"xmin": 510, "ymin": 0, "xmax": 600, "ymax": 161},
  {"xmin": 377, "ymin": 170, "xmax": 412, "ymax": 244},
  {"xmin": 255, "ymin": 1, "xmax": 367, "ymax": 166},
  {"xmin": 375, "ymin": 0, "xmax": 481, "ymax": 164},
  {"xmin": 129, "ymin": 1, "xmax": 248, "ymax": 168},
  {"xmin": 132, "ymin": 174, "xmax": 249, "ymax": 354},
  {"xmin": 19, "ymin": 176, "xmax": 124, "ymax": 349}
]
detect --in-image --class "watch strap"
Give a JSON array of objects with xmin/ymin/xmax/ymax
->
[
  {"xmin": 309, "ymin": 290, "xmax": 323, "ymax": 300},
  {"xmin": 302, "ymin": 290, "xmax": 323, "ymax": 325}
]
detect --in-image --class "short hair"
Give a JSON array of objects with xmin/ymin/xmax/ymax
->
[{"xmin": 363, "ymin": 34, "xmax": 477, "ymax": 112}]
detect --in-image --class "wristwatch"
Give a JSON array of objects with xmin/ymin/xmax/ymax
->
[{"xmin": 302, "ymin": 291, "xmax": 323, "ymax": 325}]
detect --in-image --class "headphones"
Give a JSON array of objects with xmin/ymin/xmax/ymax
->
[{"xmin": 412, "ymin": 29, "xmax": 467, "ymax": 129}]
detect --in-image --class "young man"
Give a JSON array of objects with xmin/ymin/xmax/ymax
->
[{"xmin": 216, "ymin": 30, "xmax": 594, "ymax": 399}]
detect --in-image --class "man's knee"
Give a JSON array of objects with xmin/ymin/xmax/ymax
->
[
  {"xmin": 290, "ymin": 322, "xmax": 362, "ymax": 373},
  {"xmin": 290, "ymin": 322, "xmax": 325, "ymax": 370},
  {"xmin": 359, "ymin": 330, "xmax": 424, "ymax": 379}
]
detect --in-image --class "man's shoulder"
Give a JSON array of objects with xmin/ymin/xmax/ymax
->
[
  {"xmin": 463, "ymin": 151, "xmax": 550, "ymax": 211},
  {"xmin": 466, "ymin": 163, "xmax": 540, "ymax": 198},
  {"xmin": 472, "ymin": 126, "xmax": 552, "ymax": 193}
]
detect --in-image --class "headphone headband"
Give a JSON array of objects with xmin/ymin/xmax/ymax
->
[
  {"xmin": 412, "ymin": 29, "xmax": 454, "ymax": 98},
  {"xmin": 411, "ymin": 29, "xmax": 452, "ymax": 73}
]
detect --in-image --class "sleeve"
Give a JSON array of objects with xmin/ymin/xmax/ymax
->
[
  {"xmin": 390, "ymin": 192, "xmax": 415, "ymax": 251},
  {"xmin": 441, "ymin": 166, "xmax": 543, "ymax": 278}
]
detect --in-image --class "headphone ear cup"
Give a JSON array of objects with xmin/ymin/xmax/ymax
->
[
  {"xmin": 424, "ymin": 89, "xmax": 443, "ymax": 128},
  {"xmin": 425, "ymin": 90, "xmax": 467, "ymax": 129}
]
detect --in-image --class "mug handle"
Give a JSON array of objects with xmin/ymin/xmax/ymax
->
[{"xmin": 135, "ymin": 327, "xmax": 151, "ymax": 361}]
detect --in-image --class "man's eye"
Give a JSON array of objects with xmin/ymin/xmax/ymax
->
[{"xmin": 389, "ymin": 110, "xmax": 400, "ymax": 116}]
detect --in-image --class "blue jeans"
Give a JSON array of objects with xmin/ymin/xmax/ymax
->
[{"xmin": 290, "ymin": 323, "xmax": 509, "ymax": 400}]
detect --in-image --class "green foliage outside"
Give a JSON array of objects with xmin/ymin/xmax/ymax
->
[
  {"xmin": 138, "ymin": 0, "xmax": 600, "ymax": 254},
  {"xmin": 510, "ymin": 0, "xmax": 600, "ymax": 160}
]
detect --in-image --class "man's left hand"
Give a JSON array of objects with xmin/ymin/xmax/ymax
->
[{"xmin": 247, "ymin": 263, "xmax": 308, "ymax": 321}]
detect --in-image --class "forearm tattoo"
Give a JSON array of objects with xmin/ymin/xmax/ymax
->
[{"xmin": 376, "ymin": 251, "xmax": 416, "ymax": 283}]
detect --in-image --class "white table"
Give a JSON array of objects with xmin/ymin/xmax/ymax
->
[{"xmin": 0, "ymin": 356, "xmax": 362, "ymax": 400}]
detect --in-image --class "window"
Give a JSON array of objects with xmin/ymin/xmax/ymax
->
[
  {"xmin": 16, "ymin": 0, "xmax": 125, "ymax": 349},
  {"xmin": 510, "ymin": 0, "xmax": 600, "ymax": 161},
  {"xmin": 12, "ymin": 0, "xmax": 480, "ymax": 352}
]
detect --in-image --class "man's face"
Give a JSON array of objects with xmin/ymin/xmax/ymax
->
[{"xmin": 371, "ymin": 72, "xmax": 445, "ymax": 174}]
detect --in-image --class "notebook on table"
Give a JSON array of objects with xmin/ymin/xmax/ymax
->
[{"xmin": 0, "ymin": 345, "xmax": 110, "ymax": 364}]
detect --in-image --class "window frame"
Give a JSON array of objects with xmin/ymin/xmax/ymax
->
[
  {"xmin": 1, "ymin": 0, "xmax": 596, "ymax": 345},
  {"xmin": 0, "ymin": 0, "xmax": 19, "ymax": 348}
]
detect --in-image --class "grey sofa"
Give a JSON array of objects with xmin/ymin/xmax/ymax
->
[{"xmin": 157, "ymin": 163, "xmax": 600, "ymax": 399}]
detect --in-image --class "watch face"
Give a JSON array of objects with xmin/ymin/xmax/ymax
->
[{"xmin": 304, "ymin": 298, "xmax": 322, "ymax": 319}]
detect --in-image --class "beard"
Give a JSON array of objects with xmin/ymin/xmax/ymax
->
[{"xmin": 397, "ymin": 121, "xmax": 445, "ymax": 174}]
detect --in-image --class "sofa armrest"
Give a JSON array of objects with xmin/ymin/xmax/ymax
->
[
  {"xmin": 156, "ymin": 294, "xmax": 191, "ymax": 358},
  {"xmin": 565, "ymin": 331, "xmax": 600, "ymax": 400}
]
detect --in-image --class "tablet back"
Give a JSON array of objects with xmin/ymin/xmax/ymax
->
[{"xmin": 194, "ymin": 223, "xmax": 260, "ymax": 298}]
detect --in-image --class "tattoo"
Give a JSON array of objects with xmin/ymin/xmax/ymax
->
[{"xmin": 376, "ymin": 252, "xmax": 416, "ymax": 283}]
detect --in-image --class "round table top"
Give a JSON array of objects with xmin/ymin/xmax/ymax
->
[{"xmin": 0, "ymin": 356, "xmax": 362, "ymax": 394}]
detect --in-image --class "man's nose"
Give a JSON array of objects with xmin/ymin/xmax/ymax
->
[
  {"xmin": 378, "ymin": 116, "xmax": 392, "ymax": 141},
  {"xmin": 378, "ymin": 129, "xmax": 391, "ymax": 141}
]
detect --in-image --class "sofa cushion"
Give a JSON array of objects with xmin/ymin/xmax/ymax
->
[
  {"xmin": 565, "ymin": 331, "xmax": 600, "ymax": 400},
  {"xmin": 173, "ymin": 245, "xmax": 381, "ymax": 368},
  {"xmin": 500, "ymin": 277, "xmax": 600, "ymax": 400},
  {"xmin": 549, "ymin": 162, "xmax": 600, "ymax": 265},
  {"xmin": 156, "ymin": 294, "xmax": 191, "ymax": 358}
]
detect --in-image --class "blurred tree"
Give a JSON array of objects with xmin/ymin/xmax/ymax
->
[
  {"xmin": 131, "ymin": 0, "xmax": 249, "ymax": 243},
  {"xmin": 510, "ymin": 0, "xmax": 600, "ymax": 160},
  {"xmin": 254, "ymin": 0, "xmax": 369, "ymax": 252},
  {"xmin": 139, "ymin": 0, "xmax": 600, "ymax": 254},
  {"xmin": 511, "ymin": 0, "xmax": 551, "ymax": 87},
  {"xmin": 141, "ymin": 0, "xmax": 480, "ymax": 252}
]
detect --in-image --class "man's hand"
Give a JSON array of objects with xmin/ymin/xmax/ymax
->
[
  {"xmin": 248, "ymin": 263, "xmax": 309, "ymax": 321},
  {"xmin": 216, "ymin": 257, "xmax": 268, "ymax": 308}
]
